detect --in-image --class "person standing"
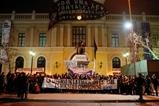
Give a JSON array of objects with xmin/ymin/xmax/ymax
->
[
  {"xmin": 152, "ymin": 74, "xmax": 158, "ymax": 96},
  {"xmin": 145, "ymin": 75, "xmax": 151, "ymax": 95},
  {"xmin": 135, "ymin": 73, "xmax": 145, "ymax": 101},
  {"xmin": 18, "ymin": 72, "xmax": 29, "ymax": 99},
  {"xmin": 0, "ymin": 72, "xmax": 5, "ymax": 94}
]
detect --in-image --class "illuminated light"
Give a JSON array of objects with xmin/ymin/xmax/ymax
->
[
  {"xmin": 124, "ymin": 21, "xmax": 133, "ymax": 30},
  {"xmin": 77, "ymin": 15, "xmax": 82, "ymax": 20},
  {"xmin": 123, "ymin": 52, "xmax": 130, "ymax": 57},
  {"xmin": 29, "ymin": 51, "xmax": 36, "ymax": 56}
]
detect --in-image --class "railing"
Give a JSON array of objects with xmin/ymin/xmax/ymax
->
[
  {"xmin": 35, "ymin": 13, "xmax": 49, "ymax": 21},
  {"xmin": 15, "ymin": 14, "xmax": 32, "ymax": 21},
  {"xmin": 0, "ymin": 11, "xmax": 159, "ymax": 22},
  {"xmin": 0, "ymin": 14, "xmax": 11, "ymax": 20}
]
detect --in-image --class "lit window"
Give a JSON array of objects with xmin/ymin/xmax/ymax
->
[
  {"xmin": 39, "ymin": 33, "xmax": 47, "ymax": 47},
  {"xmin": 72, "ymin": 26, "xmax": 86, "ymax": 47},
  {"xmin": 18, "ymin": 33, "xmax": 25, "ymax": 47},
  {"xmin": 111, "ymin": 33, "xmax": 119, "ymax": 47}
]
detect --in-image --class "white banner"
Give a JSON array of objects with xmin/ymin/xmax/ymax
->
[
  {"xmin": 42, "ymin": 77, "xmax": 118, "ymax": 90},
  {"xmin": 2, "ymin": 20, "xmax": 11, "ymax": 44},
  {"xmin": 42, "ymin": 77, "xmax": 61, "ymax": 89}
]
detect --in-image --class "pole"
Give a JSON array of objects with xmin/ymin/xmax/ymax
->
[
  {"xmin": 128, "ymin": 0, "xmax": 132, "ymax": 23},
  {"xmin": 125, "ymin": 57, "xmax": 128, "ymax": 65},
  {"xmin": 128, "ymin": 0, "xmax": 136, "ymax": 76},
  {"xmin": 31, "ymin": 56, "xmax": 33, "ymax": 74}
]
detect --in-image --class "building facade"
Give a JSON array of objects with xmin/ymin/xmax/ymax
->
[{"xmin": 0, "ymin": 9, "xmax": 159, "ymax": 75}]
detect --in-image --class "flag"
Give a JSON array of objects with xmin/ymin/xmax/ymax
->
[
  {"xmin": 0, "ymin": 48, "xmax": 8, "ymax": 64},
  {"xmin": 48, "ymin": 0, "xmax": 108, "ymax": 29},
  {"xmin": 48, "ymin": 2, "xmax": 58, "ymax": 30},
  {"xmin": 2, "ymin": 20, "xmax": 11, "ymax": 44},
  {"xmin": 94, "ymin": 39, "xmax": 97, "ymax": 59}
]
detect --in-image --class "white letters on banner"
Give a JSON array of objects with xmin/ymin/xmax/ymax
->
[{"xmin": 42, "ymin": 77, "xmax": 117, "ymax": 90}]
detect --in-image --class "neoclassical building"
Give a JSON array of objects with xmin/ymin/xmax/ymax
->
[{"xmin": 0, "ymin": 0, "xmax": 159, "ymax": 75}]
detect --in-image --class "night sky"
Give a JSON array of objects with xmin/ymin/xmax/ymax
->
[{"xmin": 0, "ymin": 0, "xmax": 159, "ymax": 15}]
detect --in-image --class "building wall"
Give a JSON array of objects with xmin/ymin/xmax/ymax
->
[{"xmin": 0, "ymin": 11, "xmax": 159, "ymax": 75}]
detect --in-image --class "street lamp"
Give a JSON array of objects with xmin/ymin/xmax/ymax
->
[
  {"xmin": 124, "ymin": 21, "xmax": 133, "ymax": 30},
  {"xmin": 29, "ymin": 51, "xmax": 36, "ymax": 74},
  {"xmin": 123, "ymin": 52, "xmax": 130, "ymax": 65},
  {"xmin": 123, "ymin": 0, "xmax": 138, "ymax": 76}
]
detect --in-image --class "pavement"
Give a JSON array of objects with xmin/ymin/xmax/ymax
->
[{"xmin": 0, "ymin": 93, "xmax": 159, "ymax": 103}]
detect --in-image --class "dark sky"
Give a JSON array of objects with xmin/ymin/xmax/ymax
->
[{"xmin": 1, "ymin": 0, "xmax": 159, "ymax": 15}]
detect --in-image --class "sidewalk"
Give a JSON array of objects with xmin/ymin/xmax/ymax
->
[{"xmin": 0, "ymin": 93, "xmax": 159, "ymax": 103}]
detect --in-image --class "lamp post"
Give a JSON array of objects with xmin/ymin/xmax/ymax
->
[
  {"xmin": 29, "ymin": 51, "xmax": 36, "ymax": 74},
  {"xmin": 123, "ymin": 0, "xmax": 138, "ymax": 76}
]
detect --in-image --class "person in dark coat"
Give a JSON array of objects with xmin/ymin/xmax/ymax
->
[
  {"xmin": 17, "ymin": 72, "xmax": 28, "ymax": 99},
  {"xmin": 135, "ymin": 73, "xmax": 145, "ymax": 101},
  {"xmin": 145, "ymin": 75, "xmax": 151, "ymax": 95},
  {"xmin": 152, "ymin": 74, "xmax": 158, "ymax": 96},
  {"xmin": 0, "ymin": 72, "xmax": 5, "ymax": 94}
]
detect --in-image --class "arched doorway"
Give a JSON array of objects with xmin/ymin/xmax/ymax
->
[
  {"xmin": 112, "ymin": 57, "xmax": 121, "ymax": 68},
  {"xmin": 37, "ymin": 56, "xmax": 46, "ymax": 73},
  {"xmin": 15, "ymin": 56, "xmax": 24, "ymax": 72}
]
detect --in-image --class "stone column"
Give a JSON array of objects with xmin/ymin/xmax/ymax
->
[
  {"xmin": 142, "ymin": 12, "xmax": 146, "ymax": 22},
  {"xmin": 51, "ymin": 28, "xmax": 57, "ymax": 47},
  {"xmin": 67, "ymin": 24, "xmax": 71, "ymax": 47},
  {"xmin": 30, "ymin": 27, "xmax": 34, "ymax": 46},
  {"xmin": 32, "ymin": 10, "xmax": 36, "ymax": 20},
  {"xmin": 87, "ymin": 25, "xmax": 91, "ymax": 47},
  {"xmin": 60, "ymin": 25, "xmax": 64, "ymax": 47},
  {"xmin": 95, "ymin": 25, "xmax": 98, "ymax": 45},
  {"xmin": 11, "ymin": 11, "xmax": 15, "ymax": 20},
  {"xmin": 122, "ymin": 11, "xmax": 126, "ymax": 21},
  {"xmin": 102, "ymin": 24, "xmax": 106, "ymax": 47}
]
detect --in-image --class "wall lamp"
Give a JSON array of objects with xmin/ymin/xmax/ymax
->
[
  {"xmin": 99, "ymin": 61, "xmax": 103, "ymax": 69},
  {"xmin": 55, "ymin": 61, "xmax": 59, "ymax": 68}
]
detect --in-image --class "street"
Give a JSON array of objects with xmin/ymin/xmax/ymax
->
[
  {"xmin": 1, "ymin": 101, "xmax": 159, "ymax": 106},
  {"xmin": 1, "ymin": 93, "xmax": 159, "ymax": 106}
]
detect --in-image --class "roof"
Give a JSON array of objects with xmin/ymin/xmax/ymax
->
[{"xmin": 1, "ymin": 0, "xmax": 159, "ymax": 15}]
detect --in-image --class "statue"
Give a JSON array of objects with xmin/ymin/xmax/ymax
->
[{"xmin": 76, "ymin": 40, "xmax": 85, "ymax": 54}]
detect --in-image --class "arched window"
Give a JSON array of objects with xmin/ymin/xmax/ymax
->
[
  {"xmin": 15, "ymin": 56, "xmax": 24, "ymax": 69},
  {"xmin": 112, "ymin": 57, "xmax": 121, "ymax": 68},
  {"xmin": 37, "ymin": 56, "xmax": 46, "ymax": 68}
]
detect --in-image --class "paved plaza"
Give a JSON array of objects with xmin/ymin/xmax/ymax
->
[
  {"xmin": 0, "ymin": 93, "xmax": 159, "ymax": 102},
  {"xmin": 1, "ymin": 93, "xmax": 159, "ymax": 106}
]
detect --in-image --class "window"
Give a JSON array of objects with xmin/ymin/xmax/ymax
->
[
  {"xmin": 15, "ymin": 56, "xmax": 24, "ymax": 69},
  {"xmin": 150, "ymin": 32, "xmax": 159, "ymax": 48},
  {"xmin": 112, "ymin": 57, "xmax": 121, "ymax": 68},
  {"xmin": 72, "ymin": 26, "xmax": 86, "ymax": 47},
  {"xmin": 18, "ymin": 33, "xmax": 25, "ymax": 47},
  {"xmin": 111, "ymin": 33, "xmax": 119, "ymax": 47},
  {"xmin": 37, "ymin": 56, "xmax": 46, "ymax": 68},
  {"xmin": 39, "ymin": 33, "xmax": 47, "ymax": 47}
]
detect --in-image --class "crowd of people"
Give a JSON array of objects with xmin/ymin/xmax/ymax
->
[{"xmin": 0, "ymin": 71, "xmax": 158, "ymax": 100}]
